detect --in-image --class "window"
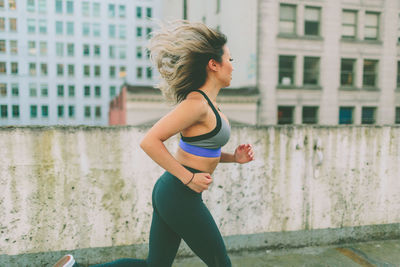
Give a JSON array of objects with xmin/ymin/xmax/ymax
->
[
  {"xmin": 84, "ymin": 85, "xmax": 90, "ymax": 96},
  {"xmin": 146, "ymin": 67, "xmax": 152, "ymax": 79},
  {"xmin": 84, "ymin": 106, "xmax": 91, "ymax": 117},
  {"xmin": 278, "ymin": 106, "xmax": 294, "ymax": 124},
  {"xmin": 11, "ymin": 62, "xmax": 18, "ymax": 74},
  {"xmin": 0, "ymin": 105, "xmax": 7, "ymax": 118},
  {"xmin": 40, "ymin": 63, "xmax": 47, "ymax": 75},
  {"xmin": 136, "ymin": 27, "xmax": 142, "ymax": 37},
  {"xmin": 339, "ymin": 107, "xmax": 354, "ymax": 124},
  {"xmin": 119, "ymin": 24, "xmax": 126, "ymax": 39},
  {"xmin": 83, "ymin": 65, "xmax": 90, "ymax": 76},
  {"xmin": 83, "ymin": 44, "xmax": 90, "ymax": 56},
  {"xmin": 57, "ymin": 84, "xmax": 64, "ymax": 96},
  {"xmin": 68, "ymin": 105, "xmax": 74, "ymax": 117},
  {"xmin": 56, "ymin": 21, "xmax": 63, "ymax": 34},
  {"xmin": 56, "ymin": 42, "xmax": 64, "ymax": 56},
  {"xmin": 93, "ymin": 23, "xmax": 100, "ymax": 37},
  {"xmin": 68, "ymin": 85, "xmax": 75, "ymax": 96},
  {"xmin": 342, "ymin": 10, "xmax": 357, "ymax": 39},
  {"xmin": 82, "ymin": 1, "xmax": 89, "ymax": 16},
  {"xmin": 0, "ymin": 40, "xmax": 5, "ymax": 53},
  {"xmin": 39, "ymin": 19, "xmax": 47, "ymax": 33},
  {"xmin": 109, "ymin": 45, "xmax": 116, "ymax": 58},
  {"xmin": 109, "ymin": 66, "xmax": 116, "ymax": 78},
  {"xmin": 27, "ymin": 19, "xmax": 35, "ymax": 33},
  {"xmin": 0, "ymin": 18, "xmax": 4, "ymax": 31},
  {"xmin": 136, "ymin": 46, "xmax": 142, "ymax": 59},
  {"xmin": 67, "ymin": 43, "xmax": 74, "ymax": 56},
  {"xmin": 40, "ymin": 41, "xmax": 47, "ymax": 55},
  {"xmin": 302, "ymin": 106, "xmax": 318, "ymax": 124},
  {"xmin": 0, "ymin": 61, "xmax": 6, "ymax": 74},
  {"xmin": 38, "ymin": 0, "xmax": 46, "ymax": 13},
  {"xmin": 66, "ymin": 22, "xmax": 74, "ymax": 35},
  {"xmin": 82, "ymin": 23, "xmax": 90, "ymax": 36},
  {"xmin": 29, "ymin": 62, "xmax": 36, "ymax": 75},
  {"xmin": 9, "ymin": 0, "xmax": 16, "ymax": 10},
  {"xmin": 93, "ymin": 2, "xmax": 100, "ymax": 17},
  {"xmin": 30, "ymin": 105, "xmax": 37, "ymax": 118},
  {"xmin": 109, "ymin": 24, "xmax": 116, "ymax": 38},
  {"xmin": 0, "ymin": 83, "xmax": 6, "ymax": 96},
  {"xmin": 396, "ymin": 107, "xmax": 400, "ymax": 124},
  {"xmin": 40, "ymin": 84, "xmax": 48, "ymax": 96},
  {"xmin": 10, "ymin": 40, "xmax": 17, "ymax": 54},
  {"xmin": 94, "ymin": 65, "xmax": 101, "ymax": 77},
  {"xmin": 146, "ymin": 7, "xmax": 152, "ymax": 18},
  {"xmin": 119, "ymin": 45, "xmax": 126, "ymax": 59},
  {"xmin": 341, "ymin": 59, "xmax": 356, "ymax": 86},
  {"xmin": 279, "ymin": 4, "xmax": 296, "ymax": 35},
  {"xmin": 68, "ymin": 64, "xmax": 74, "ymax": 76},
  {"xmin": 12, "ymin": 105, "xmax": 19, "ymax": 118},
  {"xmin": 55, "ymin": 0, "xmax": 62, "ymax": 13},
  {"xmin": 11, "ymin": 83, "xmax": 18, "ymax": 96},
  {"xmin": 304, "ymin": 7, "xmax": 320, "ymax": 36},
  {"xmin": 6, "ymin": 19, "xmax": 15, "ymax": 31},
  {"xmin": 108, "ymin": 4, "xmax": 115, "ymax": 17},
  {"xmin": 94, "ymin": 45, "xmax": 100, "ymax": 56},
  {"xmin": 95, "ymin": 106, "xmax": 101, "ymax": 118},
  {"xmin": 363, "ymin": 59, "xmax": 378, "ymax": 87},
  {"xmin": 136, "ymin": 7, "xmax": 142, "ymax": 18},
  {"xmin": 58, "ymin": 105, "xmax": 64, "ymax": 117},
  {"xmin": 303, "ymin": 57, "xmax": 319, "ymax": 85},
  {"xmin": 41, "ymin": 105, "xmax": 48, "ymax": 117},
  {"xmin": 278, "ymin": 55, "xmax": 295, "ymax": 85},
  {"xmin": 365, "ymin": 12, "xmax": 379, "ymax": 40},
  {"xmin": 110, "ymin": 86, "xmax": 116, "ymax": 97},
  {"xmin": 361, "ymin": 107, "xmax": 376, "ymax": 124},
  {"xmin": 119, "ymin": 5, "xmax": 126, "ymax": 18},
  {"xmin": 26, "ymin": 0, "xmax": 34, "ymax": 11},
  {"xmin": 28, "ymin": 41, "xmax": 36, "ymax": 55},
  {"xmin": 57, "ymin": 63, "xmax": 64, "ymax": 76},
  {"xmin": 119, "ymin": 66, "xmax": 126, "ymax": 78},
  {"xmin": 146, "ymin": 27, "xmax": 152, "ymax": 39},
  {"xmin": 94, "ymin": 85, "xmax": 101, "ymax": 97},
  {"xmin": 136, "ymin": 67, "xmax": 143, "ymax": 79},
  {"xmin": 66, "ymin": 0, "xmax": 73, "ymax": 14}
]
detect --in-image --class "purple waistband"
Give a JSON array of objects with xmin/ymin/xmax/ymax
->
[{"xmin": 179, "ymin": 139, "xmax": 221, "ymax": 158}]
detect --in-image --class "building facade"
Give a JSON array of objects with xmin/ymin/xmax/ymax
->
[
  {"xmin": 0, "ymin": 0, "xmax": 159, "ymax": 126},
  {"xmin": 258, "ymin": 0, "xmax": 400, "ymax": 125}
]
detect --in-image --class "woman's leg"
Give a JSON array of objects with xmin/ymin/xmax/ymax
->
[{"xmin": 154, "ymin": 173, "xmax": 231, "ymax": 267}]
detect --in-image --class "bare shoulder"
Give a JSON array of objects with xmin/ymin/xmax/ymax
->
[{"xmin": 176, "ymin": 91, "xmax": 208, "ymax": 118}]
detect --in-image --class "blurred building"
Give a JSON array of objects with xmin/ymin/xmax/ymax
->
[
  {"xmin": 0, "ymin": 0, "xmax": 160, "ymax": 126},
  {"xmin": 258, "ymin": 0, "xmax": 400, "ymax": 125}
]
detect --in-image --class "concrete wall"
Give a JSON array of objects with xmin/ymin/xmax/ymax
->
[{"xmin": 1, "ymin": 126, "xmax": 400, "ymax": 266}]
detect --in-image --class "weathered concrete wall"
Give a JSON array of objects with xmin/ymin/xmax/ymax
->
[{"xmin": 1, "ymin": 126, "xmax": 400, "ymax": 265}]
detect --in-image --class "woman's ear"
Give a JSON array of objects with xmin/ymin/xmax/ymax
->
[{"xmin": 207, "ymin": 59, "xmax": 219, "ymax": 72}]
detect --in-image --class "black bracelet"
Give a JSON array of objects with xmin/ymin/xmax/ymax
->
[{"xmin": 185, "ymin": 172, "xmax": 195, "ymax": 185}]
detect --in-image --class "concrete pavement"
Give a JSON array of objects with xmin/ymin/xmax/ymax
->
[{"xmin": 174, "ymin": 239, "xmax": 400, "ymax": 267}]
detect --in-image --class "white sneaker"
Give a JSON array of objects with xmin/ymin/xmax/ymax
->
[{"xmin": 52, "ymin": 254, "xmax": 75, "ymax": 267}]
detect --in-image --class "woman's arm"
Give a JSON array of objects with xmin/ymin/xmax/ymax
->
[
  {"xmin": 140, "ymin": 97, "xmax": 212, "ymax": 192},
  {"xmin": 219, "ymin": 144, "xmax": 255, "ymax": 164}
]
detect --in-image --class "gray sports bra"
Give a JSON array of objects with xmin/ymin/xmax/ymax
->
[{"xmin": 180, "ymin": 90, "xmax": 231, "ymax": 149}]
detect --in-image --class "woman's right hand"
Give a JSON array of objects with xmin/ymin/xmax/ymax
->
[{"xmin": 187, "ymin": 173, "xmax": 213, "ymax": 193}]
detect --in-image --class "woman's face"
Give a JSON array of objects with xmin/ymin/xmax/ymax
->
[{"xmin": 216, "ymin": 45, "xmax": 234, "ymax": 87}]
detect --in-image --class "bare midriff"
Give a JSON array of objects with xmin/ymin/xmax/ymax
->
[{"xmin": 176, "ymin": 147, "xmax": 220, "ymax": 174}]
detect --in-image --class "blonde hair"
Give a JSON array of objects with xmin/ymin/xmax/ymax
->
[{"xmin": 148, "ymin": 21, "xmax": 227, "ymax": 103}]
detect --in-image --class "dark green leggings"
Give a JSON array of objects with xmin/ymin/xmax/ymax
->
[{"xmin": 91, "ymin": 166, "xmax": 231, "ymax": 267}]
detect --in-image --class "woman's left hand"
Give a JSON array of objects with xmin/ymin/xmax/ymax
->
[{"xmin": 234, "ymin": 144, "xmax": 255, "ymax": 164}]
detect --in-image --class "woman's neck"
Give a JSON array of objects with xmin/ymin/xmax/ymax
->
[{"xmin": 198, "ymin": 78, "xmax": 221, "ymax": 102}]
